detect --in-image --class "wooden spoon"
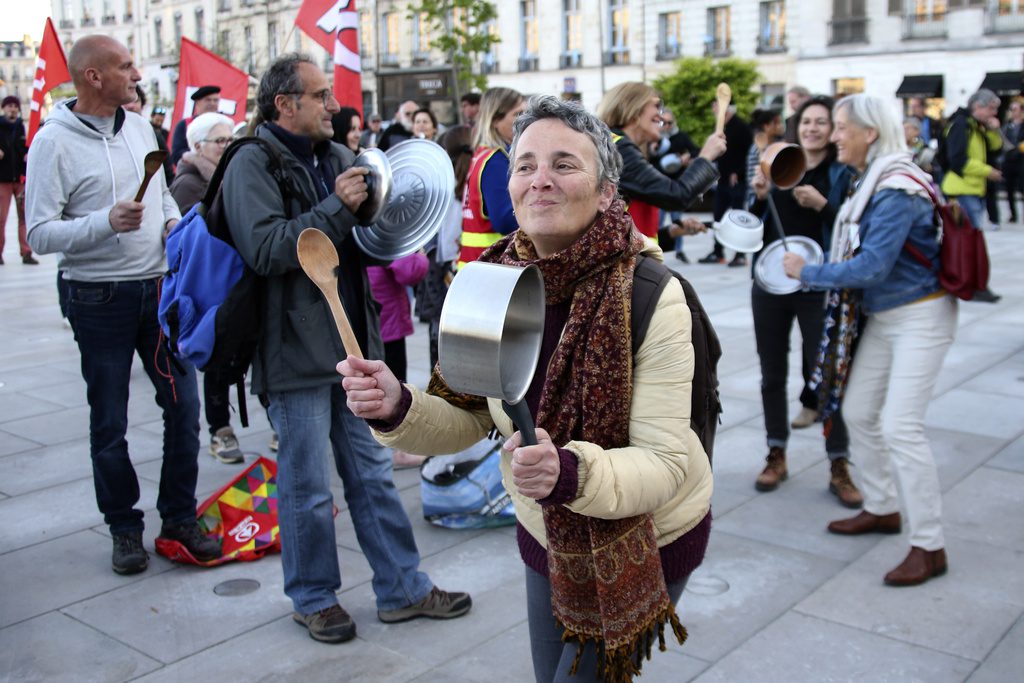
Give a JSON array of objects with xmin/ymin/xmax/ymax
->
[
  {"xmin": 714, "ymin": 82, "xmax": 732, "ymax": 136},
  {"xmin": 134, "ymin": 150, "xmax": 168, "ymax": 202},
  {"xmin": 296, "ymin": 227, "xmax": 364, "ymax": 359}
]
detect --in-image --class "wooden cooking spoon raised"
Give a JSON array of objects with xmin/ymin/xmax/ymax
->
[
  {"xmin": 296, "ymin": 227, "xmax": 364, "ymax": 359},
  {"xmin": 134, "ymin": 150, "xmax": 168, "ymax": 202},
  {"xmin": 714, "ymin": 82, "xmax": 732, "ymax": 136}
]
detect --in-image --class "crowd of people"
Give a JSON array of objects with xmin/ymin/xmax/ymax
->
[{"xmin": 5, "ymin": 27, "xmax": 1017, "ymax": 681}]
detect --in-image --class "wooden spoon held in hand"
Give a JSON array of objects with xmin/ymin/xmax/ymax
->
[
  {"xmin": 296, "ymin": 227, "xmax": 364, "ymax": 359},
  {"xmin": 714, "ymin": 82, "xmax": 732, "ymax": 135},
  {"xmin": 134, "ymin": 150, "xmax": 168, "ymax": 202}
]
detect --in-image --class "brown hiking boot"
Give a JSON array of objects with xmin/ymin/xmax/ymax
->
[
  {"xmin": 755, "ymin": 447, "xmax": 787, "ymax": 492},
  {"xmin": 829, "ymin": 458, "xmax": 864, "ymax": 509}
]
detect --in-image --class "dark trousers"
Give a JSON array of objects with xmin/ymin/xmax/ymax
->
[
  {"xmin": 383, "ymin": 338, "xmax": 408, "ymax": 383},
  {"xmin": 712, "ymin": 178, "xmax": 747, "ymax": 257},
  {"xmin": 1003, "ymin": 165, "xmax": 1021, "ymax": 222},
  {"xmin": 66, "ymin": 278, "xmax": 200, "ymax": 534},
  {"xmin": 751, "ymin": 284, "xmax": 849, "ymax": 457},
  {"xmin": 985, "ymin": 180, "xmax": 1000, "ymax": 224},
  {"xmin": 203, "ymin": 370, "xmax": 232, "ymax": 435},
  {"xmin": 526, "ymin": 566, "xmax": 689, "ymax": 683}
]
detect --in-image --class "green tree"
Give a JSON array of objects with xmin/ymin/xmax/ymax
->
[
  {"xmin": 407, "ymin": 0, "xmax": 500, "ymax": 100},
  {"xmin": 653, "ymin": 57, "xmax": 761, "ymax": 142}
]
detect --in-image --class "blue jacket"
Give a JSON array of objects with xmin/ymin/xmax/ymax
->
[{"xmin": 800, "ymin": 188, "xmax": 941, "ymax": 314}]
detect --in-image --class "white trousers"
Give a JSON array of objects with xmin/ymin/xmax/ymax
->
[{"xmin": 843, "ymin": 294, "xmax": 957, "ymax": 551}]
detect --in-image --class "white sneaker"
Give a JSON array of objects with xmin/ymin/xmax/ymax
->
[{"xmin": 210, "ymin": 427, "xmax": 244, "ymax": 464}]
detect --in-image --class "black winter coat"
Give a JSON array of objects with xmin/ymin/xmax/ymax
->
[{"xmin": 0, "ymin": 117, "xmax": 26, "ymax": 182}]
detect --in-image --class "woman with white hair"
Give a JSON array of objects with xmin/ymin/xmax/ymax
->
[
  {"xmin": 783, "ymin": 94, "xmax": 956, "ymax": 587},
  {"xmin": 170, "ymin": 112, "xmax": 234, "ymax": 214},
  {"xmin": 169, "ymin": 111, "xmax": 244, "ymax": 465}
]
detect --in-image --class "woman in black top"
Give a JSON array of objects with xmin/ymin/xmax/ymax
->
[{"xmin": 747, "ymin": 96, "xmax": 862, "ymax": 508}]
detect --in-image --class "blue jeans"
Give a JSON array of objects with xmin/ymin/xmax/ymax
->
[
  {"xmin": 66, "ymin": 278, "xmax": 200, "ymax": 535},
  {"xmin": 526, "ymin": 566, "xmax": 689, "ymax": 682},
  {"xmin": 955, "ymin": 194, "xmax": 986, "ymax": 231},
  {"xmin": 267, "ymin": 383, "xmax": 432, "ymax": 615}
]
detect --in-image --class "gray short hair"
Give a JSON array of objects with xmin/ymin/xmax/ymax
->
[
  {"xmin": 257, "ymin": 53, "xmax": 316, "ymax": 122},
  {"xmin": 834, "ymin": 94, "xmax": 907, "ymax": 166},
  {"xmin": 509, "ymin": 95, "xmax": 621, "ymax": 191},
  {"xmin": 968, "ymin": 88, "xmax": 1000, "ymax": 112}
]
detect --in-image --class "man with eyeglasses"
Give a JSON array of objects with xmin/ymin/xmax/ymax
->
[
  {"xmin": 220, "ymin": 53, "xmax": 472, "ymax": 645},
  {"xmin": 26, "ymin": 35, "xmax": 219, "ymax": 575}
]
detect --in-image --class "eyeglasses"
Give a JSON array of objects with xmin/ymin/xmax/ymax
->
[
  {"xmin": 203, "ymin": 137, "xmax": 231, "ymax": 146},
  {"xmin": 285, "ymin": 89, "xmax": 336, "ymax": 107}
]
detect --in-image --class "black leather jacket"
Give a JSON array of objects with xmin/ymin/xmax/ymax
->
[{"xmin": 612, "ymin": 130, "xmax": 719, "ymax": 210}]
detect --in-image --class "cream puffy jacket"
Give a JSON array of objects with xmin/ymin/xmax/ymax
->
[{"xmin": 372, "ymin": 271, "xmax": 713, "ymax": 549}]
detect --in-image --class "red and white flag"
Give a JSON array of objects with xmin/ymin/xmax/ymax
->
[
  {"xmin": 170, "ymin": 38, "xmax": 249, "ymax": 135},
  {"xmin": 295, "ymin": 0, "xmax": 363, "ymax": 116},
  {"xmin": 27, "ymin": 17, "xmax": 71, "ymax": 147}
]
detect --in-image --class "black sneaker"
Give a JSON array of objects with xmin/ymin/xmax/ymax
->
[
  {"xmin": 728, "ymin": 254, "xmax": 748, "ymax": 267},
  {"xmin": 22, "ymin": 255, "xmax": 39, "ymax": 265},
  {"xmin": 698, "ymin": 252, "xmax": 724, "ymax": 264},
  {"xmin": 972, "ymin": 288, "xmax": 1001, "ymax": 303},
  {"xmin": 158, "ymin": 521, "xmax": 221, "ymax": 562},
  {"xmin": 675, "ymin": 251, "xmax": 690, "ymax": 264},
  {"xmin": 293, "ymin": 604, "xmax": 357, "ymax": 643},
  {"xmin": 377, "ymin": 586, "xmax": 472, "ymax": 623},
  {"xmin": 112, "ymin": 530, "xmax": 148, "ymax": 575}
]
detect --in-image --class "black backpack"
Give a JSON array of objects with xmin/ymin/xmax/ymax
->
[
  {"xmin": 631, "ymin": 256, "xmax": 723, "ymax": 464},
  {"xmin": 159, "ymin": 136, "xmax": 303, "ymax": 426}
]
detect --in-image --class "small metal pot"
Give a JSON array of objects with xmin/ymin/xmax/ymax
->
[
  {"xmin": 712, "ymin": 209, "xmax": 764, "ymax": 253},
  {"xmin": 439, "ymin": 262, "xmax": 545, "ymax": 444},
  {"xmin": 754, "ymin": 235, "xmax": 824, "ymax": 295},
  {"xmin": 760, "ymin": 142, "xmax": 807, "ymax": 190}
]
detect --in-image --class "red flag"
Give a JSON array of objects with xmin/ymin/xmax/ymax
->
[
  {"xmin": 27, "ymin": 18, "xmax": 71, "ymax": 147},
  {"xmin": 295, "ymin": 0, "xmax": 364, "ymax": 116},
  {"xmin": 170, "ymin": 38, "xmax": 249, "ymax": 137}
]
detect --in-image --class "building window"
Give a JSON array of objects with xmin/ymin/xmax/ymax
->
[
  {"xmin": 154, "ymin": 17, "xmax": 163, "ymax": 57},
  {"xmin": 219, "ymin": 29, "xmax": 231, "ymax": 61},
  {"xmin": 483, "ymin": 19, "xmax": 499, "ymax": 73},
  {"xmin": 520, "ymin": 1, "xmax": 539, "ymax": 71},
  {"xmin": 268, "ymin": 21, "xmax": 278, "ymax": 60},
  {"xmin": 127, "ymin": 34, "xmax": 135, "ymax": 60},
  {"xmin": 81, "ymin": 0, "xmax": 95, "ymax": 26},
  {"xmin": 244, "ymin": 25, "xmax": 255, "ymax": 74},
  {"xmin": 758, "ymin": 1, "xmax": 786, "ymax": 52},
  {"xmin": 904, "ymin": 0, "xmax": 948, "ymax": 38},
  {"xmin": 657, "ymin": 11, "xmax": 682, "ymax": 60},
  {"xmin": 562, "ymin": 0, "xmax": 583, "ymax": 67},
  {"xmin": 706, "ymin": 6, "xmax": 731, "ymax": 56},
  {"xmin": 832, "ymin": 77, "xmax": 865, "ymax": 96},
  {"xmin": 194, "ymin": 9, "xmax": 205, "ymax": 46},
  {"xmin": 606, "ymin": 0, "xmax": 630, "ymax": 65},
  {"xmin": 986, "ymin": 0, "xmax": 1024, "ymax": 33},
  {"xmin": 360, "ymin": 10, "xmax": 373, "ymax": 57},
  {"xmin": 830, "ymin": 0, "xmax": 869, "ymax": 45},
  {"xmin": 173, "ymin": 13, "xmax": 183, "ymax": 54},
  {"xmin": 382, "ymin": 12, "xmax": 400, "ymax": 65},
  {"xmin": 413, "ymin": 12, "xmax": 431, "ymax": 62},
  {"xmin": 218, "ymin": 0, "xmax": 231, "ymax": 13},
  {"xmin": 124, "ymin": 0, "xmax": 133, "ymax": 22}
]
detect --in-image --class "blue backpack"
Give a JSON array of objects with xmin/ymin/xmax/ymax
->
[{"xmin": 159, "ymin": 137, "xmax": 299, "ymax": 425}]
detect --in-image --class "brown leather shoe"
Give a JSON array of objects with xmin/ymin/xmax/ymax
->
[
  {"xmin": 827, "ymin": 510, "xmax": 901, "ymax": 535},
  {"xmin": 884, "ymin": 547, "xmax": 947, "ymax": 586},
  {"xmin": 829, "ymin": 458, "xmax": 864, "ymax": 509},
  {"xmin": 755, "ymin": 447, "xmax": 787, "ymax": 492}
]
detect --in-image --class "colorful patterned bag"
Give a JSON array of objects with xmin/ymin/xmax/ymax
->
[{"xmin": 155, "ymin": 457, "xmax": 280, "ymax": 566}]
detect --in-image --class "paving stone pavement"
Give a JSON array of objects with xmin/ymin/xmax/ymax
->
[{"xmin": 1, "ymin": 213, "xmax": 1022, "ymax": 682}]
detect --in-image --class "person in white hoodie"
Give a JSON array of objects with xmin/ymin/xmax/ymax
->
[{"xmin": 26, "ymin": 35, "xmax": 219, "ymax": 575}]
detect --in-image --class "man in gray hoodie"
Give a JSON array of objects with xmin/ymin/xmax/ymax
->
[{"xmin": 26, "ymin": 35, "xmax": 218, "ymax": 575}]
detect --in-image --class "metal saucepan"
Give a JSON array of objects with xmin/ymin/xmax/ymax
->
[
  {"xmin": 754, "ymin": 235, "xmax": 825, "ymax": 295},
  {"xmin": 760, "ymin": 142, "xmax": 807, "ymax": 190},
  {"xmin": 438, "ymin": 262, "xmax": 545, "ymax": 445},
  {"xmin": 712, "ymin": 209, "xmax": 764, "ymax": 253},
  {"xmin": 352, "ymin": 147, "xmax": 392, "ymax": 226}
]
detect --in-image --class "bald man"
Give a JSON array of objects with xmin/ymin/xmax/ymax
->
[
  {"xmin": 25, "ymin": 35, "xmax": 218, "ymax": 575},
  {"xmin": 377, "ymin": 99, "xmax": 418, "ymax": 151}
]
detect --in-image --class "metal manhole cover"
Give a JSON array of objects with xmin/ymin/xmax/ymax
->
[{"xmin": 213, "ymin": 578, "xmax": 261, "ymax": 596}]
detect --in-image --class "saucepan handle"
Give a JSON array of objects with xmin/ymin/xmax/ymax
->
[{"xmin": 502, "ymin": 400, "xmax": 538, "ymax": 446}]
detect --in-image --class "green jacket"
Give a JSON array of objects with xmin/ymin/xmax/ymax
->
[{"xmin": 940, "ymin": 108, "xmax": 1002, "ymax": 197}]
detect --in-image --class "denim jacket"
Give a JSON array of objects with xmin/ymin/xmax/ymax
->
[{"xmin": 800, "ymin": 188, "xmax": 941, "ymax": 314}]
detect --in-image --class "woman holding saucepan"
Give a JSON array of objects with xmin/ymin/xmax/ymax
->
[
  {"xmin": 596, "ymin": 82, "xmax": 726, "ymax": 244},
  {"xmin": 340, "ymin": 96, "xmax": 712, "ymax": 680},
  {"xmin": 747, "ymin": 95, "xmax": 863, "ymax": 508},
  {"xmin": 783, "ymin": 94, "xmax": 956, "ymax": 587},
  {"xmin": 457, "ymin": 87, "xmax": 526, "ymax": 269}
]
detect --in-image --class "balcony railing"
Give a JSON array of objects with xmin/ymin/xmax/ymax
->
[
  {"xmin": 81, "ymin": 17, "xmax": 95, "ymax": 27},
  {"xmin": 481, "ymin": 60, "xmax": 499, "ymax": 74},
  {"xmin": 655, "ymin": 43, "xmax": 681, "ymax": 61},
  {"xmin": 123, "ymin": 13, "xmax": 133, "ymax": 22},
  {"xmin": 903, "ymin": 12, "xmax": 947, "ymax": 39},
  {"xmin": 380, "ymin": 53, "xmax": 399, "ymax": 67},
  {"xmin": 756, "ymin": 34, "xmax": 786, "ymax": 53},
  {"xmin": 603, "ymin": 49, "xmax": 630, "ymax": 65},
  {"xmin": 828, "ymin": 17, "xmax": 868, "ymax": 45},
  {"xmin": 411, "ymin": 52, "xmax": 431, "ymax": 66},
  {"xmin": 102, "ymin": 15, "xmax": 117, "ymax": 25},
  {"xmin": 518, "ymin": 56, "xmax": 539, "ymax": 72},
  {"xmin": 559, "ymin": 52, "xmax": 582, "ymax": 68},
  {"xmin": 985, "ymin": 9, "xmax": 1024, "ymax": 34},
  {"xmin": 59, "ymin": 19, "xmax": 74, "ymax": 29},
  {"xmin": 703, "ymin": 40, "xmax": 731, "ymax": 57}
]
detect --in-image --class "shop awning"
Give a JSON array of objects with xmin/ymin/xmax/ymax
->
[
  {"xmin": 895, "ymin": 74, "xmax": 944, "ymax": 98},
  {"xmin": 979, "ymin": 71, "xmax": 1022, "ymax": 96}
]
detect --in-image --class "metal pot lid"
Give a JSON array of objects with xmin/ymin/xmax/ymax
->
[
  {"xmin": 352, "ymin": 148, "xmax": 392, "ymax": 226},
  {"xmin": 753, "ymin": 235, "xmax": 824, "ymax": 295},
  {"xmin": 353, "ymin": 139, "xmax": 455, "ymax": 261}
]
